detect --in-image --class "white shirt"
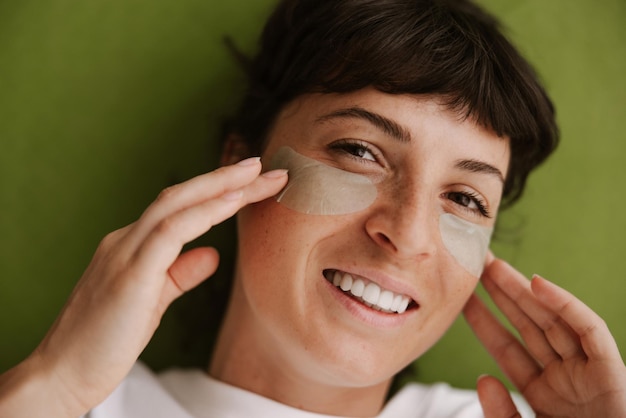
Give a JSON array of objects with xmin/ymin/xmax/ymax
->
[{"xmin": 85, "ymin": 363, "xmax": 534, "ymax": 417}]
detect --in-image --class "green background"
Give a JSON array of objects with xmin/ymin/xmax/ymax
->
[{"xmin": 1, "ymin": 0, "xmax": 625, "ymax": 390}]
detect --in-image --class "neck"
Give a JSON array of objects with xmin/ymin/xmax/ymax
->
[{"xmin": 209, "ymin": 277, "xmax": 391, "ymax": 417}]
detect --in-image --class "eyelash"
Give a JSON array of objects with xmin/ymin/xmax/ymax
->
[
  {"xmin": 329, "ymin": 140, "xmax": 492, "ymax": 218},
  {"xmin": 329, "ymin": 139, "xmax": 378, "ymax": 163},
  {"xmin": 446, "ymin": 191, "xmax": 492, "ymax": 218}
]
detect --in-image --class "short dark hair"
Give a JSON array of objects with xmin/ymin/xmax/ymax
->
[{"xmin": 228, "ymin": 0, "xmax": 559, "ymax": 207}]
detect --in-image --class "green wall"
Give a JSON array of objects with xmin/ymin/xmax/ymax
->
[{"xmin": 1, "ymin": 0, "xmax": 625, "ymax": 390}]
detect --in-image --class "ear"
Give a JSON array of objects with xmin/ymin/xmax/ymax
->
[{"xmin": 220, "ymin": 134, "xmax": 251, "ymax": 166}]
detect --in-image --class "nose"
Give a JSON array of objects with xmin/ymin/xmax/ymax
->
[{"xmin": 364, "ymin": 187, "xmax": 438, "ymax": 259}]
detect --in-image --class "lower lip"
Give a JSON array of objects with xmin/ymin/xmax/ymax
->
[{"xmin": 321, "ymin": 276, "xmax": 416, "ymax": 328}]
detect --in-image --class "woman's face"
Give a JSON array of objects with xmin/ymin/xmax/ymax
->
[{"xmin": 234, "ymin": 88, "xmax": 509, "ymax": 387}]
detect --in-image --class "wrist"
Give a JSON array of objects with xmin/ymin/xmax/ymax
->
[{"xmin": 0, "ymin": 351, "xmax": 88, "ymax": 418}]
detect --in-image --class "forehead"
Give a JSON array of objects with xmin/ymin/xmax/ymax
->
[{"xmin": 266, "ymin": 89, "xmax": 510, "ymax": 177}]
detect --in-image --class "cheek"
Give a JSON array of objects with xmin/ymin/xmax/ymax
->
[
  {"xmin": 422, "ymin": 264, "xmax": 479, "ymax": 344},
  {"xmin": 235, "ymin": 201, "xmax": 320, "ymax": 301},
  {"xmin": 270, "ymin": 147, "xmax": 492, "ymax": 279},
  {"xmin": 235, "ymin": 204, "xmax": 297, "ymax": 323},
  {"xmin": 439, "ymin": 213, "xmax": 492, "ymax": 278},
  {"xmin": 433, "ymin": 227, "xmax": 484, "ymax": 318},
  {"xmin": 237, "ymin": 202, "xmax": 296, "ymax": 272},
  {"xmin": 270, "ymin": 147, "xmax": 377, "ymax": 215}
]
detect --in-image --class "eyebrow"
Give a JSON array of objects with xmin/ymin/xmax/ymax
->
[
  {"xmin": 455, "ymin": 159, "xmax": 505, "ymax": 183},
  {"xmin": 317, "ymin": 106, "xmax": 504, "ymax": 183},
  {"xmin": 315, "ymin": 107, "xmax": 412, "ymax": 143}
]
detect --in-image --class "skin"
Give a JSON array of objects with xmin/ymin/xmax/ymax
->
[
  {"xmin": 0, "ymin": 159, "xmax": 289, "ymax": 417},
  {"xmin": 211, "ymin": 89, "xmax": 509, "ymax": 416},
  {"xmin": 467, "ymin": 254, "xmax": 626, "ymax": 417},
  {"xmin": 0, "ymin": 89, "xmax": 625, "ymax": 418}
]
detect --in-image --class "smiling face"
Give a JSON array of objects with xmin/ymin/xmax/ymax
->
[{"xmin": 230, "ymin": 88, "xmax": 509, "ymax": 390}]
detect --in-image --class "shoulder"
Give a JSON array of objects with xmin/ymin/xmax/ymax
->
[
  {"xmin": 83, "ymin": 363, "xmax": 193, "ymax": 418},
  {"xmin": 83, "ymin": 363, "xmax": 323, "ymax": 418},
  {"xmin": 379, "ymin": 382, "xmax": 534, "ymax": 418},
  {"xmin": 84, "ymin": 364, "xmax": 535, "ymax": 418}
]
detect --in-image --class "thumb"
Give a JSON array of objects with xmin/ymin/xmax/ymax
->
[
  {"xmin": 476, "ymin": 375, "xmax": 521, "ymax": 418},
  {"xmin": 162, "ymin": 246, "xmax": 220, "ymax": 306}
]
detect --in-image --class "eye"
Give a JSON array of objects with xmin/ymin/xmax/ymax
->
[
  {"xmin": 330, "ymin": 140, "xmax": 377, "ymax": 162},
  {"xmin": 445, "ymin": 191, "xmax": 491, "ymax": 218}
]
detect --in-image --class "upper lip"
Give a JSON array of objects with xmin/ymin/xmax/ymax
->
[{"xmin": 324, "ymin": 266, "xmax": 420, "ymax": 306}]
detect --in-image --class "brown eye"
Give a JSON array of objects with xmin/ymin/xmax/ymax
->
[
  {"xmin": 445, "ymin": 191, "xmax": 491, "ymax": 218},
  {"xmin": 337, "ymin": 142, "xmax": 376, "ymax": 161},
  {"xmin": 447, "ymin": 192, "xmax": 474, "ymax": 208}
]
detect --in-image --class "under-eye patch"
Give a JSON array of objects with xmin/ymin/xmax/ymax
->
[
  {"xmin": 270, "ymin": 146, "xmax": 492, "ymax": 277},
  {"xmin": 270, "ymin": 146, "xmax": 377, "ymax": 215}
]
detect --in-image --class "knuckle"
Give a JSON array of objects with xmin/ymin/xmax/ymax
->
[
  {"xmin": 156, "ymin": 184, "xmax": 179, "ymax": 202},
  {"xmin": 98, "ymin": 229, "xmax": 124, "ymax": 252},
  {"xmin": 154, "ymin": 216, "xmax": 181, "ymax": 237}
]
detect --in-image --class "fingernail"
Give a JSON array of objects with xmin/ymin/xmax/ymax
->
[
  {"xmin": 222, "ymin": 190, "xmax": 243, "ymax": 201},
  {"xmin": 262, "ymin": 169, "xmax": 288, "ymax": 179},
  {"xmin": 477, "ymin": 374, "xmax": 489, "ymax": 381},
  {"xmin": 237, "ymin": 156, "xmax": 261, "ymax": 166}
]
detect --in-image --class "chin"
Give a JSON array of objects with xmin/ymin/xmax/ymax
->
[{"xmin": 286, "ymin": 327, "xmax": 426, "ymax": 389}]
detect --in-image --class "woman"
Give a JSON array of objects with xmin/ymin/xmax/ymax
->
[{"xmin": 1, "ymin": 0, "xmax": 625, "ymax": 417}]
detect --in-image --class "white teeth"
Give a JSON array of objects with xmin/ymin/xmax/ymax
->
[
  {"xmin": 390, "ymin": 294, "xmax": 403, "ymax": 312},
  {"xmin": 333, "ymin": 271, "xmax": 342, "ymax": 287},
  {"xmin": 350, "ymin": 279, "xmax": 365, "ymax": 297},
  {"xmin": 325, "ymin": 270, "xmax": 415, "ymax": 314},
  {"xmin": 362, "ymin": 283, "xmax": 380, "ymax": 304},
  {"xmin": 397, "ymin": 296, "xmax": 410, "ymax": 314},
  {"xmin": 378, "ymin": 290, "xmax": 394, "ymax": 311},
  {"xmin": 339, "ymin": 274, "xmax": 353, "ymax": 292}
]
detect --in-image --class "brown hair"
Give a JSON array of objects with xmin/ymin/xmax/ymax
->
[{"xmin": 228, "ymin": 0, "xmax": 559, "ymax": 207}]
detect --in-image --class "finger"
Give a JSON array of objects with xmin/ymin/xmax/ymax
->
[
  {"xmin": 159, "ymin": 246, "xmax": 220, "ymax": 310},
  {"xmin": 463, "ymin": 293, "xmax": 541, "ymax": 391},
  {"xmin": 485, "ymin": 249, "xmax": 495, "ymax": 265},
  {"xmin": 476, "ymin": 375, "xmax": 522, "ymax": 418},
  {"xmin": 168, "ymin": 247, "xmax": 219, "ymax": 292},
  {"xmin": 484, "ymin": 260, "xmax": 583, "ymax": 360},
  {"xmin": 482, "ymin": 274, "xmax": 560, "ymax": 366},
  {"xmin": 129, "ymin": 157, "xmax": 264, "ymax": 248},
  {"xmin": 531, "ymin": 274, "xmax": 622, "ymax": 361},
  {"xmin": 133, "ymin": 170, "xmax": 288, "ymax": 277}
]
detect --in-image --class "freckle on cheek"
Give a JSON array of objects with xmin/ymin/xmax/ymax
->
[{"xmin": 269, "ymin": 146, "xmax": 492, "ymax": 277}]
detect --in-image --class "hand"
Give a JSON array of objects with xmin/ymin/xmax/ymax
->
[
  {"xmin": 463, "ymin": 256, "xmax": 626, "ymax": 418},
  {"xmin": 0, "ymin": 157, "xmax": 288, "ymax": 417}
]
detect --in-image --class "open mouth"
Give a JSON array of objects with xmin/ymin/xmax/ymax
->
[{"xmin": 323, "ymin": 269, "xmax": 418, "ymax": 314}]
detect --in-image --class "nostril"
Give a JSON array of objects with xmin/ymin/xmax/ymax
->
[{"xmin": 376, "ymin": 232, "xmax": 396, "ymax": 250}]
